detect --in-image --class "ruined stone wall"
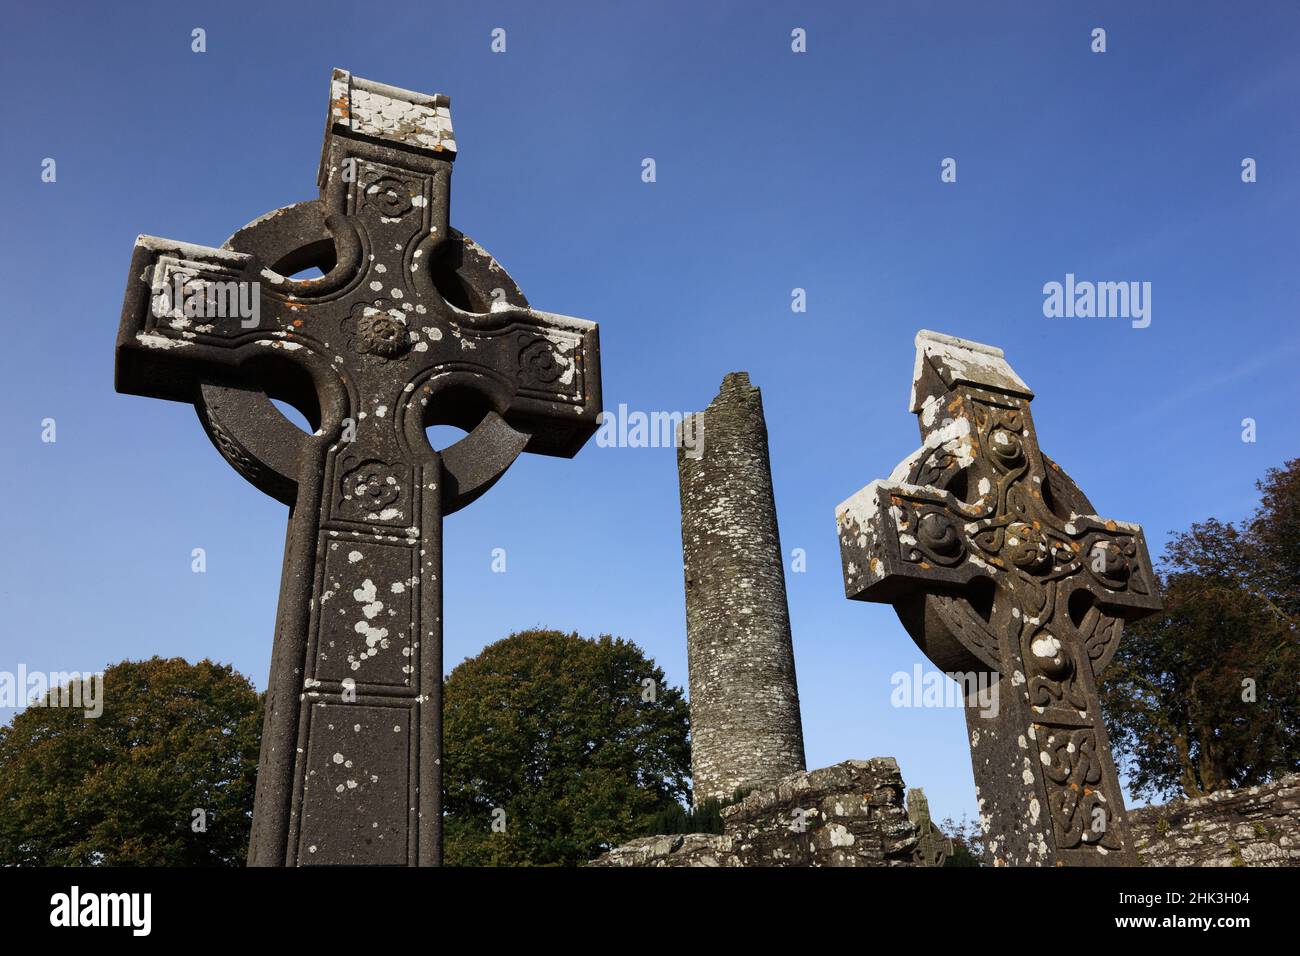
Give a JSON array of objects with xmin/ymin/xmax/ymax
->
[
  {"xmin": 1129, "ymin": 774, "xmax": 1300, "ymax": 867},
  {"xmin": 678, "ymin": 372, "xmax": 805, "ymax": 804},
  {"xmin": 589, "ymin": 759, "xmax": 919, "ymax": 867},
  {"xmin": 592, "ymin": 766, "xmax": 1300, "ymax": 868}
]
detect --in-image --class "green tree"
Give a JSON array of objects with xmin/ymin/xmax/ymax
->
[
  {"xmin": 443, "ymin": 629, "xmax": 691, "ymax": 865},
  {"xmin": 0, "ymin": 657, "xmax": 262, "ymax": 865},
  {"xmin": 644, "ymin": 787, "xmax": 751, "ymax": 836},
  {"xmin": 1100, "ymin": 459, "xmax": 1300, "ymax": 801},
  {"xmin": 940, "ymin": 814, "xmax": 985, "ymax": 867}
]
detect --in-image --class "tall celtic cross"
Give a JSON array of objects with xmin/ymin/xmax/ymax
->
[
  {"xmin": 836, "ymin": 331, "xmax": 1159, "ymax": 866},
  {"xmin": 115, "ymin": 70, "xmax": 601, "ymax": 866}
]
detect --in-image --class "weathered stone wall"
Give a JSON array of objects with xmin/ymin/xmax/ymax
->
[
  {"xmin": 1129, "ymin": 775, "xmax": 1300, "ymax": 867},
  {"xmin": 594, "ymin": 769, "xmax": 1300, "ymax": 868},
  {"xmin": 678, "ymin": 372, "xmax": 805, "ymax": 804},
  {"xmin": 589, "ymin": 759, "xmax": 920, "ymax": 867}
]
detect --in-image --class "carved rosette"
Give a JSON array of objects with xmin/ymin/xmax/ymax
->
[
  {"xmin": 362, "ymin": 174, "xmax": 417, "ymax": 219},
  {"xmin": 344, "ymin": 301, "xmax": 411, "ymax": 361},
  {"xmin": 337, "ymin": 457, "xmax": 408, "ymax": 523},
  {"xmin": 517, "ymin": 334, "xmax": 566, "ymax": 387}
]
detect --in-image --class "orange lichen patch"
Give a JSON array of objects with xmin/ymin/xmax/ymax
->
[
  {"xmin": 919, "ymin": 561, "xmax": 931, "ymax": 569},
  {"xmin": 332, "ymin": 94, "xmax": 351, "ymax": 119},
  {"xmin": 1051, "ymin": 461, "xmax": 1061, "ymax": 471},
  {"xmin": 292, "ymin": 319, "xmax": 303, "ymax": 328},
  {"xmin": 1105, "ymin": 520, "xmax": 1118, "ymax": 531}
]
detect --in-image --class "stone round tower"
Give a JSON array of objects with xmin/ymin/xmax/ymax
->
[{"xmin": 678, "ymin": 372, "xmax": 806, "ymax": 805}]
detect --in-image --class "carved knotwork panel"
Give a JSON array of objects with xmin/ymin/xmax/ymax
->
[
  {"xmin": 893, "ymin": 390, "xmax": 1153, "ymax": 684},
  {"xmin": 1037, "ymin": 725, "xmax": 1123, "ymax": 851}
]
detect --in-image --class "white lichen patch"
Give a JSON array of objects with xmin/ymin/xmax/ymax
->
[
  {"xmin": 347, "ymin": 578, "xmax": 391, "ymax": 670},
  {"xmin": 136, "ymin": 332, "xmax": 191, "ymax": 350},
  {"xmin": 1031, "ymin": 635, "xmax": 1061, "ymax": 658},
  {"xmin": 827, "ymin": 824, "xmax": 855, "ymax": 847}
]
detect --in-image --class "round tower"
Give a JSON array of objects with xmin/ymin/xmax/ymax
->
[{"xmin": 678, "ymin": 372, "xmax": 806, "ymax": 804}]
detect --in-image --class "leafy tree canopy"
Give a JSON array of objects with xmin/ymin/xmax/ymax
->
[
  {"xmin": 0, "ymin": 657, "xmax": 262, "ymax": 866},
  {"xmin": 443, "ymin": 629, "xmax": 690, "ymax": 865},
  {"xmin": 1101, "ymin": 458, "xmax": 1300, "ymax": 800}
]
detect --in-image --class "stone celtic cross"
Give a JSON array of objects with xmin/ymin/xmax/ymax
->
[
  {"xmin": 115, "ymin": 70, "xmax": 601, "ymax": 865},
  {"xmin": 905, "ymin": 788, "xmax": 953, "ymax": 867},
  {"xmin": 836, "ymin": 331, "xmax": 1159, "ymax": 866}
]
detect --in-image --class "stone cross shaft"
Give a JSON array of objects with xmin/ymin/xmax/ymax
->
[
  {"xmin": 115, "ymin": 70, "xmax": 601, "ymax": 865},
  {"xmin": 836, "ymin": 331, "xmax": 1159, "ymax": 866}
]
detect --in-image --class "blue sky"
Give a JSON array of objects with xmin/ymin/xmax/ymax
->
[{"xmin": 1, "ymin": 0, "xmax": 1297, "ymax": 828}]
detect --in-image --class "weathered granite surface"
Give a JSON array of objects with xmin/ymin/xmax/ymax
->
[
  {"xmin": 678, "ymin": 373, "xmax": 806, "ymax": 804},
  {"xmin": 1129, "ymin": 775, "xmax": 1300, "ymax": 867},
  {"xmin": 589, "ymin": 759, "xmax": 920, "ymax": 867}
]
